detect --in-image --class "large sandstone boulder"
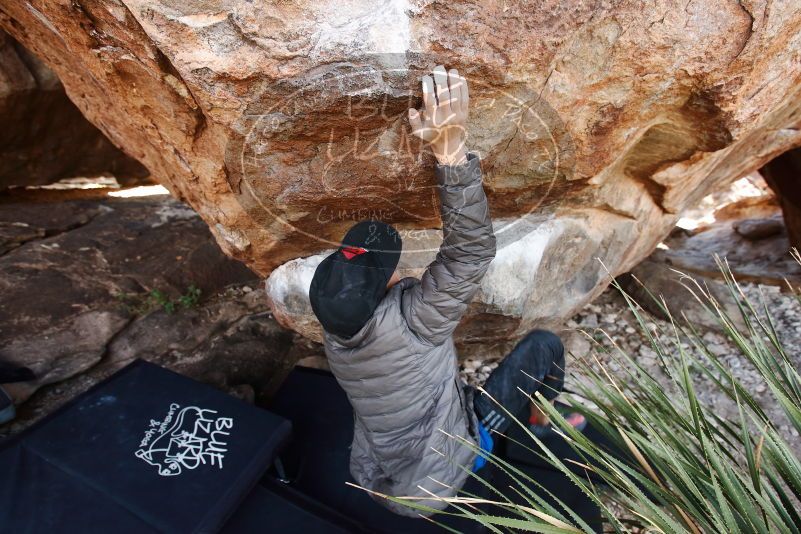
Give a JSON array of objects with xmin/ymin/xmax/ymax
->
[
  {"xmin": 2, "ymin": 2, "xmax": 801, "ymax": 351},
  {"xmin": 0, "ymin": 31, "xmax": 149, "ymax": 189}
]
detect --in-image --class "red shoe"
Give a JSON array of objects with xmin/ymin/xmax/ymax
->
[{"xmin": 528, "ymin": 407, "xmax": 587, "ymax": 438}]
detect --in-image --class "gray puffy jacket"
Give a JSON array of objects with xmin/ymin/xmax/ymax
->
[{"xmin": 322, "ymin": 152, "xmax": 496, "ymax": 517}]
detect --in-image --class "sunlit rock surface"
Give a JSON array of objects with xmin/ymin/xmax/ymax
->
[{"xmin": 3, "ymin": 1, "xmax": 801, "ymax": 348}]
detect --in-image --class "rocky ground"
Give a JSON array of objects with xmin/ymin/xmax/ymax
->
[
  {"xmin": 0, "ymin": 187, "xmax": 315, "ymax": 438},
  {"xmin": 465, "ymin": 280, "xmax": 799, "ymax": 412},
  {"xmin": 564, "ymin": 283, "xmax": 799, "ymax": 441},
  {"xmin": 559, "ymin": 279, "xmax": 801, "ymax": 530}
]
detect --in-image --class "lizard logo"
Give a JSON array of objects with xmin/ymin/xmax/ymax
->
[{"xmin": 135, "ymin": 403, "xmax": 233, "ymax": 477}]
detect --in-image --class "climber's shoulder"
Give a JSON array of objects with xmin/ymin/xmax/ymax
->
[{"xmin": 372, "ymin": 276, "xmax": 419, "ymax": 330}]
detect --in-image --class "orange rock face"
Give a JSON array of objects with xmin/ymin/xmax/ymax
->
[{"xmin": 2, "ymin": 1, "xmax": 800, "ymax": 346}]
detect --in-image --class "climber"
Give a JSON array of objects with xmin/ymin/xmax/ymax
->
[{"xmin": 308, "ymin": 65, "xmax": 585, "ymax": 517}]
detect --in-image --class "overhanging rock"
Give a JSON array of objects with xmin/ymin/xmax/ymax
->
[
  {"xmin": 266, "ymin": 210, "xmax": 638, "ymax": 355},
  {"xmin": 3, "ymin": 1, "xmax": 801, "ymax": 349}
]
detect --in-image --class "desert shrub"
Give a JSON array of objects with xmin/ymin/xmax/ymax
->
[
  {"xmin": 116, "ymin": 284, "xmax": 202, "ymax": 315},
  {"xmin": 387, "ymin": 255, "xmax": 801, "ymax": 533}
]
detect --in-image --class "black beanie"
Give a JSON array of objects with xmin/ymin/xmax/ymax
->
[{"xmin": 309, "ymin": 221, "xmax": 402, "ymax": 338}]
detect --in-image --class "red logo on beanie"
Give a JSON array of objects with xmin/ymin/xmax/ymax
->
[{"xmin": 341, "ymin": 246, "xmax": 367, "ymax": 260}]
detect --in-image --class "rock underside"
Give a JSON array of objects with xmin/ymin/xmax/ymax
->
[
  {"xmin": 0, "ymin": 30, "xmax": 149, "ymax": 189},
  {"xmin": 621, "ymin": 176, "xmax": 797, "ymax": 334},
  {"xmin": 1, "ymin": 1, "xmax": 801, "ymax": 350}
]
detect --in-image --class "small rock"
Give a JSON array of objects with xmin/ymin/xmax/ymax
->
[
  {"xmin": 702, "ymin": 331, "xmax": 722, "ymax": 344},
  {"xmin": 601, "ymin": 313, "xmax": 618, "ymax": 323},
  {"xmin": 465, "ymin": 360, "xmax": 481, "ymax": 371},
  {"xmin": 707, "ymin": 344, "xmax": 728, "ymax": 357},
  {"xmin": 565, "ymin": 332, "xmax": 591, "ymax": 357},
  {"xmin": 581, "ymin": 313, "xmax": 599, "ymax": 328},
  {"xmin": 733, "ymin": 217, "xmax": 783, "ymax": 240},
  {"xmin": 638, "ymin": 346, "xmax": 658, "ymax": 361}
]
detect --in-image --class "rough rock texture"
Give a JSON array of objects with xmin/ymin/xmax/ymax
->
[
  {"xmin": 3, "ymin": 2, "xmax": 801, "ymax": 349},
  {"xmin": 0, "ymin": 193, "xmax": 311, "ymax": 427},
  {"xmin": 0, "ymin": 31, "xmax": 149, "ymax": 189},
  {"xmin": 650, "ymin": 194, "xmax": 796, "ymax": 288}
]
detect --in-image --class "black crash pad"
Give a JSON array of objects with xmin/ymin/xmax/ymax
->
[
  {"xmin": 268, "ymin": 367, "xmax": 604, "ymax": 534},
  {"xmin": 223, "ymin": 478, "xmax": 364, "ymax": 533},
  {"xmin": 0, "ymin": 360, "xmax": 292, "ymax": 533},
  {"xmin": 268, "ymin": 367, "xmax": 488, "ymax": 533}
]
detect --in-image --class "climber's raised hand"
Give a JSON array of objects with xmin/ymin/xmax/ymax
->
[{"xmin": 408, "ymin": 65, "xmax": 469, "ymax": 166}]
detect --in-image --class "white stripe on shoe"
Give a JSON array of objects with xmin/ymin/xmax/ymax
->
[
  {"xmin": 480, "ymin": 409, "xmax": 497, "ymax": 425},
  {"xmin": 493, "ymin": 416, "xmax": 506, "ymax": 429},
  {"xmin": 487, "ymin": 413, "xmax": 505, "ymax": 430}
]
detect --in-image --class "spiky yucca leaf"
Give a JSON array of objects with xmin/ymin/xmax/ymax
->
[{"xmin": 391, "ymin": 253, "xmax": 801, "ymax": 533}]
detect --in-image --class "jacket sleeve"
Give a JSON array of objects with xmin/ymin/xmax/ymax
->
[{"xmin": 401, "ymin": 152, "xmax": 496, "ymax": 346}]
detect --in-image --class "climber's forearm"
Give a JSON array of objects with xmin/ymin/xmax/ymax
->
[
  {"xmin": 402, "ymin": 152, "xmax": 495, "ymax": 345},
  {"xmin": 434, "ymin": 151, "xmax": 496, "ymax": 263}
]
